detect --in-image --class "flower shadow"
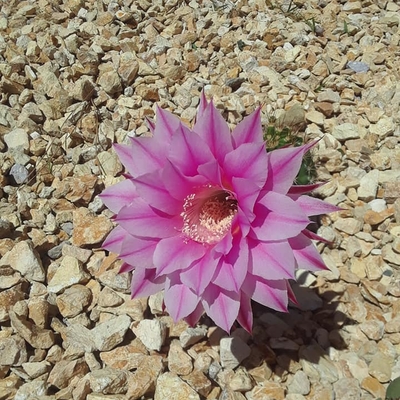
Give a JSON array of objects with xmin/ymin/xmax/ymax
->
[{"xmin": 237, "ymin": 283, "xmax": 357, "ymax": 378}]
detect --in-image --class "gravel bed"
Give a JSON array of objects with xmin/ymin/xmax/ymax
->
[{"xmin": 1, "ymin": 0, "xmax": 400, "ymax": 399}]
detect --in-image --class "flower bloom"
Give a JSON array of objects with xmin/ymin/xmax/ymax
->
[{"xmin": 100, "ymin": 93, "xmax": 338, "ymax": 333}]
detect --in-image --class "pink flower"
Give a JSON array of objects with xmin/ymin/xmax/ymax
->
[{"xmin": 100, "ymin": 93, "xmax": 338, "ymax": 333}]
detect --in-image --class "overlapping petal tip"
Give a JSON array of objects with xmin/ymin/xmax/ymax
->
[
  {"xmin": 167, "ymin": 123, "xmax": 214, "ymax": 177},
  {"xmin": 265, "ymin": 140, "xmax": 317, "ymax": 194},
  {"xmin": 295, "ymin": 195, "xmax": 341, "ymax": 216},
  {"xmin": 154, "ymin": 105, "xmax": 181, "ymax": 141},
  {"xmin": 103, "ymin": 226, "xmax": 126, "ymax": 254},
  {"xmin": 193, "ymin": 100, "xmax": 234, "ymax": 163},
  {"xmin": 116, "ymin": 197, "xmax": 181, "ymax": 239},
  {"xmin": 289, "ymin": 233, "xmax": 328, "ymax": 271},
  {"xmin": 130, "ymin": 268, "xmax": 165, "ymax": 298},
  {"xmin": 202, "ymin": 285, "xmax": 240, "ymax": 333},
  {"xmin": 164, "ymin": 278, "xmax": 200, "ymax": 321},
  {"xmin": 251, "ymin": 191, "xmax": 310, "ymax": 241},
  {"xmin": 99, "ymin": 179, "xmax": 137, "ymax": 214},
  {"xmin": 232, "ymin": 107, "xmax": 263, "ymax": 148}
]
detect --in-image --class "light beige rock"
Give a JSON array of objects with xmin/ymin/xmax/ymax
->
[
  {"xmin": 0, "ymin": 241, "xmax": 45, "ymax": 282},
  {"xmin": 48, "ymin": 255, "xmax": 90, "ymax": 293},
  {"xmin": 168, "ymin": 339, "xmax": 193, "ymax": 376},
  {"xmin": 10, "ymin": 311, "xmax": 55, "ymax": 349}
]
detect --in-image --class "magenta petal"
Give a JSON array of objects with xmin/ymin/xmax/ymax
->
[
  {"xmin": 195, "ymin": 90, "xmax": 209, "ymax": 122},
  {"xmin": 131, "ymin": 268, "xmax": 165, "ymax": 298},
  {"xmin": 180, "ymin": 250, "xmax": 220, "ymax": 295},
  {"xmin": 103, "ymin": 226, "xmax": 126, "ymax": 254},
  {"xmin": 202, "ymin": 284, "xmax": 240, "ymax": 333},
  {"xmin": 232, "ymin": 177, "xmax": 261, "ymax": 223},
  {"xmin": 286, "ymin": 281, "xmax": 299, "ymax": 306},
  {"xmin": 162, "ymin": 161, "xmax": 207, "ymax": 201},
  {"xmin": 133, "ymin": 171, "xmax": 181, "ymax": 215},
  {"xmin": 164, "ymin": 278, "xmax": 200, "ymax": 321},
  {"xmin": 168, "ymin": 123, "xmax": 214, "ymax": 177},
  {"xmin": 223, "ymin": 142, "xmax": 267, "ymax": 187},
  {"xmin": 119, "ymin": 235, "xmax": 158, "ymax": 269},
  {"xmin": 213, "ymin": 236, "xmax": 248, "ymax": 291},
  {"xmin": 117, "ymin": 198, "xmax": 181, "ymax": 238},
  {"xmin": 100, "ymin": 179, "xmax": 137, "ymax": 214},
  {"xmin": 184, "ymin": 302, "xmax": 204, "ymax": 327},
  {"xmin": 194, "ymin": 101, "xmax": 233, "ymax": 163},
  {"xmin": 197, "ymin": 159, "xmax": 222, "ymax": 187},
  {"xmin": 232, "ymin": 107, "xmax": 263, "ymax": 148},
  {"xmin": 120, "ymin": 262, "xmax": 134, "ymax": 273},
  {"xmin": 237, "ymin": 292, "xmax": 253, "ymax": 333},
  {"xmin": 287, "ymin": 182, "xmax": 325, "ymax": 197},
  {"xmin": 265, "ymin": 141, "xmax": 317, "ymax": 194},
  {"xmin": 242, "ymin": 274, "xmax": 288, "ymax": 312},
  {"xmin": 249, "ymin": 239, "xmax": 295, "ymax": 280},
  {"xmin": 145, "ymin": 116, "xmax": 156, "ymax": 133},
  {"xmin": 303, "ymin": 229, "xmax": 331, "ymax": 244},
  {"xmin": 289, "ymin": 233, "xmax": 328, "ymax": 271},
  {"xmin": 251, "ymin": 191, "xmax": 310, "ymax": 241},
  {"xmin": 154, "ymin": 106, "xmax": 181, "ymax": 142},
  {"xmin": 212, "ymin": 262, "xmax": 239, "ymax": 292},
  {"xmin": 295, "ymin": 195, "xmax": 341, "ymax": 216},
  {"xmin": 154, "ymin": 236, "xmax": 207, "ymax": 276},
  {"xmin": 114, "ymin": 137, "xmax": 164, "ymax": 178}
]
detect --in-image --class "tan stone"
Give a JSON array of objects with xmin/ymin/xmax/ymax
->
[{"xmin": 71, "ymin": 208, "xmax": 114, "ymax": 247}]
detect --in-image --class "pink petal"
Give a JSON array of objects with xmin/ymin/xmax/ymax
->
[
  {"xmin": 154, "ymin": 236, "xmax": 207, "ymax": 276},
  {"xmin": 264, "ymin": 141, "xmax": 317, "ymax": 194},
  {"xmin": 145, "ymin": 116, "xmax": 155, "ymax": 133},
  {"xmin": 195, "ymin": 90, "xmax": 209, "ymax": 121},
  {"xmin": 164, "ymin": 278, "xmax": 200, "ymax": 321},
  {"xmin": 212, "ymin": 262, "xmax": 239, "ymax": 292},
  {"xmin": 168, "ymin": 123, "xmax": 214, "ymax": 177},
  {"xmin": 103, "ymin": 226, "xmax": 126, "ymax": 254},
  {"xmin": 114, "ymin": 137, "xmax": 164, "ymax": 178},
  {"xmin": 184, "ymin": 302, "xmax": 204, "ymax": 327},
  {"xmin": 231, "ymin": 177, "xmax": 262, "ymax": 223},
  {"xmin": 197, "ymin": 159, "xmax": 222, "ymax": 187},
  {"xmin": 202, "ymin": 284, "xmax": 240, "ymax": 333},
  {"xmin": 286, "ymin": 281, "xmax": 299, "ymax": 306},
  {"xmin": 287, "ymin": 182, "xmax": 325, "ymax": 197},
  {"xmin": 154, "ymin": 106, "xmax": 181, "ymax": 142},
  {"xmin": 223, "ymin": 142, "xmax": 268, "ymax": 187},
  {"xmin": 194, "ymin": 101, "xmax": 233, "ymax": 163},
  {"xmin": 119, "ymin": 235, "xmax": 158, "ymax": 269},
  {"xmin": 213, "ymin": 230, "xmax": 234, "ymax": 255},
  {"xmin": 130, "ymin": 267, "xmax": 165, "ymax": 298},
  {"xmin": 237, "ymin": 292, "xmax": 253, "ymax": 333},
  {"xmin": 99, "ymin": 179, "xmax": 137, "ymax": 214},
  {"xmin": 289, "ymin": 233, "xmax": 328, "ymax": 271},
  {"xmin": 117, "ymin": 197, "xmax": 181, "ymax": 238},
  {"xmin": 119, "ymin": 262, "xmax": 134, "ymax": 273},
  {"xmin": 232, "ymin": 107, "xmax": 263, "ymax": 148},
  {"xmin": 242, "ymin": 274, "xmax": 288, "ymax": 312},
  {"xmin": 295, "ymin": 195, "xmax": 341, "ymax": 216},
  {"xmin": 213, "ymin": 236, "xmax": 248, "ymax": 291},
  {"xmin": 248, "ymin": 239, "xmax": 295, "ymax": 280},
  {"xmin": 180, "ymin": 250, "xmax": 220, "ymax": 295},
  {"xmin": 133, "ymin": 170, "xmax": 181, "ymax": 215},
  {"xmin": 251, "ymin": 191, "xmax": 310, "ymax": 241},
  {"xmin": 302, "ymin": 229, "xmax": 331, "ymax": 244},
  {"xmin": 162, "ymin": 161, "xmax": 207, "ymax": 202}
]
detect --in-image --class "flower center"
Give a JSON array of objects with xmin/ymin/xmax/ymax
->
[{"xmin": 181, "ymin": 188, "xmax": 238, "ymax": 245}]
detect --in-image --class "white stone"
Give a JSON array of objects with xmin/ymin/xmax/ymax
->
[
  {"xmin": 357, "ymin": 170, "xmax": 379, "ymax": 202},
  {"xmin": 135, "ymin": 319, "xmax": 167, "ymax": 352}
]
